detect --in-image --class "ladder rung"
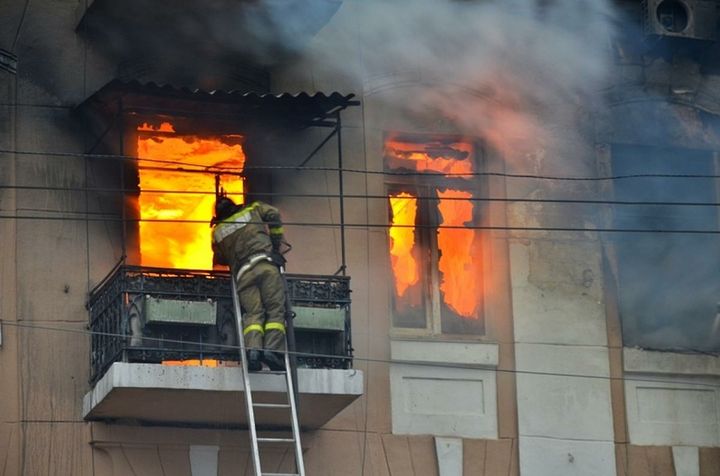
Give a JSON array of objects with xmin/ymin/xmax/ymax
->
[
  {"xmin": 257, "ymin": 437, "xmax": 295, "ymax": 444},
  {"xmin": 262, "ymin": 473, "xmax": 299, "ymax": 476},
  {"xmin": 253, "ymin": 403, "xmax": 291, "ymax": 409}
]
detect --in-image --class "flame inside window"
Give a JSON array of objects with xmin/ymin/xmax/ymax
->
[
  {"xmin": 137, "ymin": 122, "xmax": 245, "ymax": 269},
  {"xmin": 389, "ymin": 192, "xmax": 420, "ymax": 300},
  {"xmin": 385, "ymin": 139, "xmax": 473, "ymax": 175},
  {"xmin": 437, "ymin": 189, "xmax": 482, "ymax": 320},
  {"xmin": 386, "ymin": 138, "xmax": 482, "ymax": 326}
]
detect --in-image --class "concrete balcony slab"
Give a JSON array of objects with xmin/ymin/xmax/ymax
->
[{"xmin": 83, "ymin": 363, "xmax": 363, "ymax": 429}]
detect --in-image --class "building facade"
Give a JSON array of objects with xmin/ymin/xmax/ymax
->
[{"xmin": 1, "ymin": 0, "xmax": 720, "ymax": 475}]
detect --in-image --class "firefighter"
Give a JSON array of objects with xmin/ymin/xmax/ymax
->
[{"xmin": 211, "ymin": 196, "xmax": 288, "ymax": 371}]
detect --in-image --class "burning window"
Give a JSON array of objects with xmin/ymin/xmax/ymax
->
[
  {"xmin": 386, "ymin": 137, "xmax": 484, "ymax": 334},
  {"xmin": 136, "ymin": 122, "xmax": 245, "ymax": 269}
]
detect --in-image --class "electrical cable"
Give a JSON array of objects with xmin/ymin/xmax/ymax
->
[
  {"xmin": 11, "ymin": 0, "xmax": 31, "ymax": 52},
  {"xmin": 1, "ymin": 214, "xmax": 719, "ymax": 235},
  {"xmin": 3, "ymin": 184, "xmax": 720, "ymax": 208},
  {"xmin": 1, "ymin": 319, "xmax": 719, "ymax": 389},
  {"xmin": 2, "ymin": 148, "xmax": 720, "ymax": 181}
]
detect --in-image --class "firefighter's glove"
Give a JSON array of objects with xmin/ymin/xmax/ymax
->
[{"xmin": 270, "ymin": 251, "xmax": 287, "ymax": 268}]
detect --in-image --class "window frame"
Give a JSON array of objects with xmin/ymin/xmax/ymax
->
[{"xmin": 384, "ymin": 134, "xmax": 488, "ymax": 338}]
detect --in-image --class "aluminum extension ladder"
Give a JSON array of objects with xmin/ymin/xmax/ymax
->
[{"xmin": 231, "ymin": 278, "xmax": 305, "ymax": 476}]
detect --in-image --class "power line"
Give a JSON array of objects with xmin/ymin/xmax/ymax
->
[
  {"xmin": 2, "ymin": 148, "xmax": 720, "ymax": 181},
  {"xmin": 2, "ymin": 319, "xmax": 718, "ymax": 389},
  {"xmin": 1, "ymin": 214, "xmax": 719, "ymax": 234},
  {"xmin": 3, "ymin": 184, "xmax": 720, "ymax": 208}
]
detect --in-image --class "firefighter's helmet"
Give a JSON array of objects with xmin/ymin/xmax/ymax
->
[{"xmin": 214, "ymin": 196, "xmax": 238, "ymax": 223}]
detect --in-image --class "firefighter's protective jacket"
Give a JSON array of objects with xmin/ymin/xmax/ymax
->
[{"xmin": 211, "ymin": 201, "xmax": 284, "ymax": 271}]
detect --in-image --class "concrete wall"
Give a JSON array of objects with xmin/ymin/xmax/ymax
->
[
  {"xmin": 506, "ymin": 118, "xmax": 616, "ymax": 474},
  {"xmin": 0, "ymin": 47, "xmax": 20, "ymax": 476}
]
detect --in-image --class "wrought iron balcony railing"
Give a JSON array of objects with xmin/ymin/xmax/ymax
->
[{"xmin": 87, "ymin": 264, "xmax": 352, "ymax": 384}]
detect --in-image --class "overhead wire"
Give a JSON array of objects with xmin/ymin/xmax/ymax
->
[
  {"xmin": 2, "ymin": 148, "xmax": 720, "ymax": 181},
  {"xmin": 0, "ymin": 214, "xmax": 719, "ymax": 235},
  {"xmin": 2, "ymin": 184, "xmax": 720, "ymax": 209},
  {"xmin": 2, "ymin": 319, "xmax": 719, "ymax": 389}
]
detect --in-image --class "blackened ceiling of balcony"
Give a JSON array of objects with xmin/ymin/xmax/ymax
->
[{"xmin": 77, "ymin": 0, "xmax": 342, "ymax": 91}]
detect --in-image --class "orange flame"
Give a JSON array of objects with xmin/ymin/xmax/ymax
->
[
  {"xmin": 137, "ymin": 122, "xmax": 245, "ymax": 269},
  {"xmin": 437, "ymin": 189, "xmax": 482, "ymax": 319},
  {"xmin": 385, "ymin": 139, "xmax": 473, "ymax": 175},
  {"xmin": 162, "ymin": 359, "xmax": 219, "ymax": 367},
  {"xmin": 389, "ymin": 192, "xmax": 420, "ymax": 299}
]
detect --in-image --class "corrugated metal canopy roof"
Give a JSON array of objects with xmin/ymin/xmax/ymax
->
[{"xmin": 76, "ymin": 79, "xmax": 359, "ymax": 128}]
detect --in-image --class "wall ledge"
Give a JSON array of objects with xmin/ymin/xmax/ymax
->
[
  {"xmin": 624, "ymin": 347, "xmax": 720, "ymax": 377},
  {"xmin": 390, "ymin": 338, "xmax": 499, "ymax": 367}
]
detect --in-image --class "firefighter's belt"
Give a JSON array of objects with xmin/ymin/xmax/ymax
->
[{"xmin": 235, "ymin": 253, "xmax": 274, "ymax": 282}]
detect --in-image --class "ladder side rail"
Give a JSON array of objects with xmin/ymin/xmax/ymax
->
[
  {"xmin": 280, "ymin": 270, "xmax": 300, "ymax": 411},
  {"xmin": 280, "ymin": 268, "xmax": 304, "ymax": 476},
  {"xmin": 231, "ymin": 278, "xmax": 263, "ymax": 476},
  {"xmin": 284, "ymin": 351, "xmax": 305, "ymax": 476}
]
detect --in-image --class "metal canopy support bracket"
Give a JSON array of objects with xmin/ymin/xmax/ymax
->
[
  {"xmin": 336, "ymin": 113, "xmax": 347, "ymax": 276},
  {"xmin": 118, "ymin": 98, "xmax": 127, "ymax": 264},
  {"xmin": 294, "ymin": 112, "xmax": 348, "ymax": 277},
  {"xmin": 296, "ymin": 127, "xmax": 338, "ymax": 169}
]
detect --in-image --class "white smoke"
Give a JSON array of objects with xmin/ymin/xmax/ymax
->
[{"xmin": 266, "ymin": 0, "xmax": 617, "ymax": 168}]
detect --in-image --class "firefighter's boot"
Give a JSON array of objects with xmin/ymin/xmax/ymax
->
[
  {"xmin": 247, "ymin": 350, "xmax": 262, "ymax": 372},
  {"xmin": 262, "ymin": 351, "xmax": 285, "ymax": 371}
]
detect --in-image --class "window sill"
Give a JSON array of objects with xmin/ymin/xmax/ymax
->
[
  {"xmin": 389, "ymin": 329, "xmax": 491, "ymax": 342},
  {"xmin": 623, "ymin": 347, "xmax": 720, "ymax": 377},
  {"xmin": 390, "ymin": 337, "xmax": 499, "ymax": 368}
]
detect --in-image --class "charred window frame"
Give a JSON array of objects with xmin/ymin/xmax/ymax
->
[
  {"xmin": 607, "ymin": 144, "xmax": 720, "ymax": 352},
  {"xmin": 385, "ymin": 135, "xmax": 486, "ymax": 336}
]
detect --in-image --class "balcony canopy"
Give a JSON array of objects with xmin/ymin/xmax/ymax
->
[{"xmin": 76, "ymin": 79, "xmax": 359, "ymax": 130}]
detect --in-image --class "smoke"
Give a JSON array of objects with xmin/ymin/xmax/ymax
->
[
  {"xmin": 267, "ymin": 0, "xmax": 616, "ymax": 168},
  {"xmin": 80, "ymin": 0, "xmax": 617, "ymax": 168},
  {"xmin": 611, "ymin": 145, "xmax": 720, "ymax": 353}
]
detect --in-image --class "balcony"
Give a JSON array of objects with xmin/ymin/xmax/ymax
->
[{"xmin": 83, "ymin": 265, "xmax": 362, "ymax": 429}]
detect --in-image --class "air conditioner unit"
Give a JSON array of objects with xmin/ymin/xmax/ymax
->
[{"xmin": 643, "ymin": 0, "xmax": 718, "ymax": 41}]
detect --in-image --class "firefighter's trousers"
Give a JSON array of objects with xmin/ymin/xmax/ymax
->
[{"xmin": 236, "ymin": 260, "xmax": 287, "ymax": 352}]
